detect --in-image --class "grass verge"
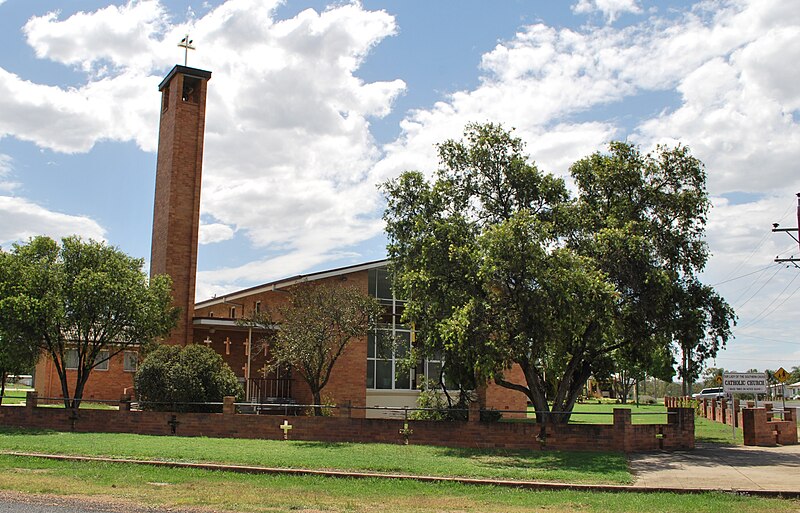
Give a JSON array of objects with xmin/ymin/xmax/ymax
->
[
  {"xmin": 0, "ymin": 427, "xmax": 630, "ymax": 484},
  {"xmin": 694, "ymin": 416, "xmax": 744, "ymax": 445},
  {"xmin": 0, "ymin": 454, "xmax": 796, "ymax": 513}
]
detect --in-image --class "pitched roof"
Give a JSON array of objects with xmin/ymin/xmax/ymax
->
[{"xmin": 194, "ymin": 258, "xmax": 388, "ymax": 309}]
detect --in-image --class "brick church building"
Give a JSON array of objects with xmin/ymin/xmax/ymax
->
[{"xmin": 34, "ymin": 65, "xmax": 528, "ymax": 417}]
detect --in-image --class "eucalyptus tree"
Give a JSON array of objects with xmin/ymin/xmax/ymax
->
[
  {"xmin": 0, "ymin": 236, "xmax": 177, "ymax": 408},
  {"xmin": 569, "ymin": 142, "xmax": 734, "ymax": 397},
  {"xmin": 384, "ymin": 123, "xmax": 734, "ymax": 423},
  {"xmin": 383, "ymin": 123, "xmax": 618, "ymax": 423},
  {"xmin": 0, "ymin": 250, "xmax": 40, "ymax": 404}
]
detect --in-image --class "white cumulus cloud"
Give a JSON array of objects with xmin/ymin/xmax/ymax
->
[
  {"xmin": 0, "ymin": 196, "xmax": 106, "ymax": 246},
  {"xmin": 199, "ymin": 222, "xmax": 235, "ymax": 244},
  {"xmin": 572, "ymin": 0, "xmax": 642, "ymax": 23}
]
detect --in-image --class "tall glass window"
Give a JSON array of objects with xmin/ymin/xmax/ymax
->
[{"xmin": 366, "ymin": 267, "xmax": 421, "ymax": 390}]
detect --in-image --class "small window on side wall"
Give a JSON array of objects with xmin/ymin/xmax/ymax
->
[
  {"xmin": 64, "ymin": 349, "xmax": 79, "ymax": 370},
  {"xmin": 123, "ymin": 351, "xmax": 138, "ymax": 373},
  {"xmin": 229, "ymin": 306, "xmax": 236, "ymax": 318},
  {"xmin": 94, "ymin": 350, "xmax": 110, "ymax": 371},
  {"xmin": 161, "ymin": 85, "xmax": 170, "ymax": 112}
]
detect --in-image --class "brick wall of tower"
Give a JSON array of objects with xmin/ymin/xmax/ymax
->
[{"xmin": 150, "ymin": 66, "xmax": 211, "ymax": 346}]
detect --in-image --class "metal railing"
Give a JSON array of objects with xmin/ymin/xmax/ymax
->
[
  {"xmin": 247, "ymin": 378, "xmax": 292, "ymax": 403},
  {"xmin": 8, "ymin": 396, "xmax": 689, "ymax": 424}
]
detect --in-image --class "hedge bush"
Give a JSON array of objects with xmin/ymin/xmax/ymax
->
[{"xmin": 134, "ymin": 344, "xmax": 243, "ymax": 412}]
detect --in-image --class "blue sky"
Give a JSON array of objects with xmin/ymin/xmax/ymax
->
[{"xmin": 0, "ymin": 0, "xmax": 798, "ymax": 375}]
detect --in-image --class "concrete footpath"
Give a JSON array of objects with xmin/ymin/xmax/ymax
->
[{"xmin": 630, "ymin": 442, "xmax": 800, "ymax": 493}]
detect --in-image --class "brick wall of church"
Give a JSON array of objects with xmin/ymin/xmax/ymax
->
[
  {"xmin": 482, "ymin": 364, "xmax": 529, "ymax": 418},
  {"xmin": 33, "ymin": 351, "xmax": 136, "ymax": 403},
  {"xmin": 193, "ymin": 271, "xmax": 370, "ymax": 417}
]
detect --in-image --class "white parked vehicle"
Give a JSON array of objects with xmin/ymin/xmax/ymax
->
[{"xmin": 692, "ymin": 387, "xmax": 726, "ymax": 400}]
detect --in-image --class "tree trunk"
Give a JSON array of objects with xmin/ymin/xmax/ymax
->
[
  {"xmin": 312, "ymin": 390, "xmax": 323, "ymax": 417},
  {"xmin": 0, "ymin": 371, "xmax": 6, "ymax": 407}
]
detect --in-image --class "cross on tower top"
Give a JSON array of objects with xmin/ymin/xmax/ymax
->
[{"xmin": 178, "ymin": 34, "xmax": 196, "ymax": 66}]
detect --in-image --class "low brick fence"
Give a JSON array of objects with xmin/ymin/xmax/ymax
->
[
  {"xmin": 666, "ymin": 396, "xmax": 798, "ymax": 447},
  {"xmin": 0, "ymin": 393, "xmax": 694, "ymax": 453}
]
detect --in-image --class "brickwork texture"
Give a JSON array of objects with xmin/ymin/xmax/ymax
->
[{"xmin": 3, "ymin": 394, "xmax": 694, "ymax": 453}]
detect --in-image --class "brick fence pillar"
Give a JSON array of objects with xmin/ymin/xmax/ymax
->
[
  {"xmin": 468, "ymin": 402, "xmax": 480, "ymax": 423},
  {"xmin": 666, "ymin": 407, "xmax": 695, "ymax": 450},
  {"xmin": 338, "ymin": 400, "xmax": 352, "ymax": 418},
  {"xmin": 613, "ymin": 408, "xmax": 632, "ymax": 451},
  {"xmin": 25, "ymin": 391, "xmax": 37, "ymax": 410},
  {"xmin": 223, "ymin": 396, "xmax": 235, "ymax": 415}
]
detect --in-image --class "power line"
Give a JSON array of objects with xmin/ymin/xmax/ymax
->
[
  {"xmin": 738, "ymin": 273, "xmax": 800, "ymax": 329},
  {"xmin": 718, "ymin": 198, "xmax": 797, "ymax": 282},
  {"xmin": 731, "ymin": 264, "xmax": 783, "ymax": 309},
  {"xmin": 711, "ymin": 262, "xmax": 780, "ymax": 286},
  {"xmin": 734, "ymin": 334, "xmax": 800, "ymax": 346}
]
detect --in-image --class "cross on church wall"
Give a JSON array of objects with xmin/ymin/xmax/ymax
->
[
  {"xmin": 224, "ymin": 337, "xmax": 232, "ymax": 355},
  {"xmin": 203, "ymin": 337, "xmax": 212, "ymax": 347},
  {"xmin": 243, "ymin": 339, "xmax": 249, "ymax": 356}
]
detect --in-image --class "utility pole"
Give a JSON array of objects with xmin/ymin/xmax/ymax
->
[{"xmin": 772, "ymin": 193, "xmax": 800, "ymax": 268}]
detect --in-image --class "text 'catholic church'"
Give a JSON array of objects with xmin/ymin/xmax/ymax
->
[{"xmin": 34, "ymin": 65, "xmax": 528, "ymax": 418}]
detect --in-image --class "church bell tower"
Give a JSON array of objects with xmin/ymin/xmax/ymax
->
[{"xmin": 150, "ymin": 65, "xmax": 212, "ymax": 346}]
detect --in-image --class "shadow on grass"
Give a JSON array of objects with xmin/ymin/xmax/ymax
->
[
  {"xmin": 292, "ymin": 441, "xmax": 353, "ymax": 449},
  {"xmin": 431, "ymin": 446, "xmax": 627, "ymax": 475},
  {"xmin": 0, "ymin": 426, "xmax": 58, "ymax": 436}
]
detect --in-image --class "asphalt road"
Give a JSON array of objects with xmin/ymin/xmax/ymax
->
[{"xmin": 0, "ymin": 492, "xmax": 192, "ymax": 513}]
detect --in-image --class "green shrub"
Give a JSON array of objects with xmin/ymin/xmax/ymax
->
[
  {"xmin": 480, "ymin": 409, "xmax": 502, "ymax": 422},
  {"xmin": 409, "ymin": 378, "xmax": 469, "ymax": 421},
  {"xmin": 134, "ymin": 344, "xmax": 243, "ymax": 412}
]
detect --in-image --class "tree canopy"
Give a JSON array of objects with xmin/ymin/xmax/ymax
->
[
  {"xmin": 383, "ymin": 123, "xmax": 734, "ymax": 421},
  {"xmin": 248, "ymin": 282, "xmax": 382, "ymax": 415},
  {"xmin": 0, "ymin": 236, "xmax": 178, "ymax": 408}
]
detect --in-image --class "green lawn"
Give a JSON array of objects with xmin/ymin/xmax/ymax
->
[
  {"xmin": 0, "ymin": 427, "xmax": 630, "ymax": 484},
  {"xmin": 694, "ymin": 416, "xmax": 744, "ymax": 445},
  {"xmin": 569, "ymin": 402, "xmax": 668, "ymax": 424},
  {"xmin": 0, "ymin": 454, "xmax": 794, "ymax": 513},
  {"xmin": 0, "ymin": 388, "xmax": 116, "ymax": 410},
  {"xmin": 523, "ymin": 401, "xmax": 668, "ymax": 424},
  {"xmin": 0, "ymin": 388, "xmax": 28, "ymax": 406}
]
